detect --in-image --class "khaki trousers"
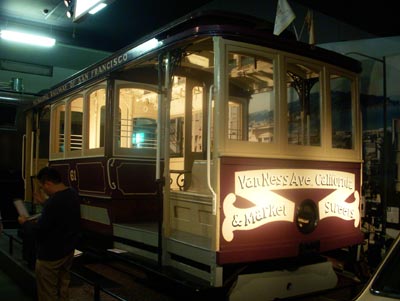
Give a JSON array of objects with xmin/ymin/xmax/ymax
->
[{"xmin": 35, "ymin": 251, "xmax": 74, "ymax": 301}]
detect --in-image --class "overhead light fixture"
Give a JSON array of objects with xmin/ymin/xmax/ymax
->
[
  {"xmin": 64, "ymin": 0, "xmax": 72, "ymax": 7},
  {"xmin": 74, "ymin": 0, "xmax": 108, "ymax": 21},
  {"xmin": 89, "ymin": 3, "xmax": 107, "ymax": 14},
  {"xmin": 64, "ymin": 0, "xmax": 74, "ymax": 18},
  {"xmin": 0, "ymin": 30, "xmax": 56, "ymax": 47},
  {"xmin": 66, "ymin": 8, "xmax": 74, "ymax": 18}
]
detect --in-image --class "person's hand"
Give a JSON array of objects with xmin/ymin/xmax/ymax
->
[
  {"xmin": 33, "ymin": 191, "xmax": 45, "ymax": 205},
  {"xmin": 18, "ymin": 215, "xmax": 28, "ymax": 224}
]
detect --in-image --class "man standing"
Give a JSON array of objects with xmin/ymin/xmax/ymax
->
[{"xmin": 18, "ymin": 167, "xmax": 80, "ymax": 301}]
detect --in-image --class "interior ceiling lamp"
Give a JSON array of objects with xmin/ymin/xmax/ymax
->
[
  {"xmin": 63, "ymin": 0, "xmax": 72, "ymax": 7},
  {"xmin": 64, "ymin": 0, "xmax": 74, "ymax": 18},
  {"xmin": 66, "ymin": 8, "xmax": 74, "ymax": 18},
  {"xmin": 0, "ymin": 30, "xmax": 56, "ymax": 47}
]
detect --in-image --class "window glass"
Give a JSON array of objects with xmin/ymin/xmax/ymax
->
[
  {"xmin": 88, "ymin": 88, "xmax": 106, "ymax": 149},
  {"xmin": 183, "ymin": 42, "xmax": 213, "ymax": 154},
  {"xmin": 228, "ymin": 52, "xmax": 275, "ymax": 143},
  {"xmin": 191, "ymin": 86, "xmax": 203, "ymax": 152},
  {"xmin": 287, "ymin": 61, "xmax": 321, "ymax": 146},
  {"xmin": 117, "ymin": 87, "xmax": 158, "ymax": 150},
  {"xmin": 170, "ymin": 117, "xmax": 184, "ymax": 156},
  {"xmin": 170, "ymin": 76, "xmax": 185, "ymax": 156},
  {"xmin": 331, "ymin": 75, "xmax": 353, "ymax": 149},
  {"xmin": 69, "ymin": 97, "xmax": 83, "ymax": 151},
  {"xmin": 228, "ymin": 101, "xmax": 242, "ymax": 140}
]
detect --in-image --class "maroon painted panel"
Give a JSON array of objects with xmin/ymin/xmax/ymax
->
[
  {"xmin": 76, "ymin": 161, "xmax": 106, "ymax": 194},
  {"xmin": 114, "ymin": 160, "xmax": 157, "ymax": 194},
  {"xmin": 218, "ymin": 157, "xmax": 363, "ymax": 265},
  {"xmin": 50, "ymin": 158, "xmax": 160, "ymax": 236},
  {"xmin": 50, "ymin": 157, "xmax": 158, "ymax": 198}
]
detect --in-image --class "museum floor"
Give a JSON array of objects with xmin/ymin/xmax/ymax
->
[{"xmin": 0, "ymin": 228, "xmax": 366, "ymax": 301}]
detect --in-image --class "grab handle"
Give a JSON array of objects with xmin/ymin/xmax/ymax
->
[{"xmin": 207, "ymin": 84, "xmax": 217, "ymax": 215}]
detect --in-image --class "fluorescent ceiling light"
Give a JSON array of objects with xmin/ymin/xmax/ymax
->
[
  {"xmin": 89, "ymin": 3, "xmax": 107, "ymax": 14},
  {"xmin": 0, "ymin": 30, "xmax": 56, "ymax": 47}
]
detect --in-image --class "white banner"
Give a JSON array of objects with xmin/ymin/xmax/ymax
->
[{"xmin": 222, "ymin": 169, "xmax": 360, "ymax": 242}]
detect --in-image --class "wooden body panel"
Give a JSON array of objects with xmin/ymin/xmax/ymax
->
[
  {"xmin": 218, "ymin": 157, "xmax": 363, "ymax": 264},
  {"xmin": 49, "ymin": 157, "xmax": 159, "ymax": 236}
]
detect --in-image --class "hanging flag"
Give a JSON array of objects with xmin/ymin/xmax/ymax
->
[
  {"xmin": 273, "ymin": 0, "xmax": 296, "ymax": 36},
  {"xmin": 305, "ymin": 9, "xmax": 315, "ymax": 45}
]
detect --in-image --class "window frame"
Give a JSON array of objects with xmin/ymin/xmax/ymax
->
[
  {"xmin": 113, "ymin": 80, "xmax": 159, "ymax": 158},
  {"xmin": 65, "ymin": 94, "xmax": 84, "ymax": 157},
  {"xmin": 84, "ymin": 84, "xmax": 107, "ymax": 157},
  {"xmin": 221, "ymin": 42, "xmax": 280, "ymax": 157},
  {"xmin": 49, "ymin": 82, "xmax": 107, "ymax": 160},
  {"xmin": 49, "ymin": 101, "xmax": 67, "ymax": 160},
  {"xmin": 217, "ymin": 38, "xmax": 361, "ymax": 162}
]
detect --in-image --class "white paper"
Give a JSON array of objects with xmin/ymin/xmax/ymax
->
[
  {"xmin": 13, "ymin": 199, "xmax": 30, "ymax": 217},
  {"xmin": 13, "ymin": 199, "xmax": 41, "ymax": 220},
  {"xmin": 28, "ymin": 213, "xmax": 41, "ymax": 220}
]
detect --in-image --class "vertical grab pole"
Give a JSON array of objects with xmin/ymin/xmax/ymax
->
[
  {"xmin": 156, "ymin": 53, "xmax": 165, "ymax": 266},
  {"xmin": 34, "ymin": 113, "xmax": 40, "ymax": 179},
  {"xmin": 163, "ymin": 52, "xmax": 171, "ymax": 212},
  {"xmin": 30, "ymin": 131, "xmax": 35, "ymax": 177},
  {"xmin": 207, "ymin": 84, "xmax": 217, "ymax": 215},
  {"xmin": 156, "ymin": 56, "xmax": 162, "ymax": 181},
  {"xmin": 21, "ymin": 134, "xmax": 26, "ymax": 189}
]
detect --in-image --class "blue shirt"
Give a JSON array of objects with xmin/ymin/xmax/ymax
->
[{"xmin": 25, "ymin": 187, "xmax": 80, "ymax": 260}]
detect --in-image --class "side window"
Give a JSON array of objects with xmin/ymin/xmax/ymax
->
[
  {"xmin": 287, "ymin": 61, "xmax": 321, "ymax": 146},
  {"xmin": 192, "ymin": 86, "xmax": 203, "ymax": 152},
  {"xmin": 51, "ymin": 103, "xmax": 66, "ymax": 154},
  {"xmin": 88, "ymin": 88, "xmax": 106, "ymax": 150},
  {"xmin": 69, "ymin": 97, "xmax": 83, "ymax": 151},
  {"xmin": 116, "ymin": 86, "xmax": 158, "ymax": 151},
  {"xmin": 49, "ymin": 84, "xmax": 106, "ymax": 158},
  {"xmin": 170, "ymin": 76, "xmax": 185, "ymax": 156},
  {"xmin": 331, "ymin": 75, "xmax": 353, "ymax": 149},
  {"xmin": 228, "ymin": 52, "xmax": 275, "ymax": 143}
]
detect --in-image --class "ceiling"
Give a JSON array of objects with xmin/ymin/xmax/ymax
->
[
  {"xmin": 0, "ymin": 0, "xmax": 399, "ymax": 76},
  {"xmin": 293, "ymin": 0, "xmax": 400, "ymax": 38},
  {"xmin": 0, "ymin": 0, "xmax": 214, "ymax": 52},
  {"xmin": 1, "ymin": 0, "xmax": 399, "ymax": 54}
]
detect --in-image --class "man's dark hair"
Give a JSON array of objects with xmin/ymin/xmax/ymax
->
[{"xmin": 36, "ymin": 167, "xmax": 62, "ymax": 184}]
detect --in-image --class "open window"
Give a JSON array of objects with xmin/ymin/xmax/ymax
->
[
  {"xmin": 50, "ymin": 83, "xmax": 107, "ymax": 159},
  {"xmin": 286, "ymin": 60, "xmax": 321, "ymax": 146},
  {"xmin": 86, "ymin": 87, "xmax": 106, "ymax": 154},
  {"xmin": 67, "ymin": 96, "xmax": 83, "ymax": 154},
  {"xmin": 50, "ymin": 102, "xmax": 66, "ymax": 158},
  {"xmin": 114, "ymin": 83, "xmax": 158, "ymax": 157},
  {"xmin": 330, "ymin": 75, "xmax": 354, "ymax": 149},
  {"xmin": 227, "ymin": 51, "xmax": 275, "ymax": 144}
]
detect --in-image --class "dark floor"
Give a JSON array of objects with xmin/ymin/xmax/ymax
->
[
  {"xmin": 0, "ymin": 228, "xmax": 192, "ymax": 301},
  {"xmin": 0, "ymin": 268, "xmax": 35, "ymax": 301},
  {"xmin": 0, "ymin": 228, "xmax": 36, "ymax": 300},
  {"xmin": 0, "ymin": 228, "xmax": 367, "ymax": 301}
]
